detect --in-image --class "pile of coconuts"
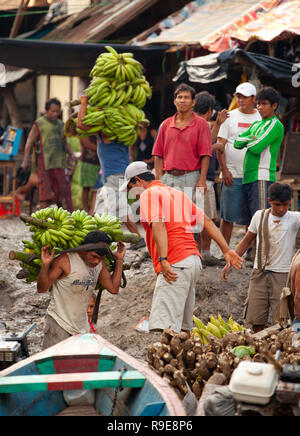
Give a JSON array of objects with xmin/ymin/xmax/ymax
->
[{"xmin": 147, "ymin": 326, "xmax": 300, "ymax": 400}]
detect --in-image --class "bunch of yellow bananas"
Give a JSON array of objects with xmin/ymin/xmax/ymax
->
[
  {"xmin": 77, "ymin": 45, "xmax": 152, "ymax": 146},
  {"xmin": 192, "ymin": 314, "xmax": 244, "ymax": 344}
]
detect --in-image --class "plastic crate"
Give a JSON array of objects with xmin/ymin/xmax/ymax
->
[
  {"xmin": 0, "ymin": 126, "xmax": 23, "ymax": 161},
  {"xmin": 0, "ymin": 196, "xmax": 20, "ymax": 217}
]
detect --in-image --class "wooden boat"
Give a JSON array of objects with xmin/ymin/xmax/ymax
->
[{"xmin": 0, "ymin": 333, "xmax": 185, "ymax": 416}]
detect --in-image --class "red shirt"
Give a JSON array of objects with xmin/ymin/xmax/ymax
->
[
  {"xmin": 140, "ymin": 181, "xmax": 203, "ymax": 274},
  {"xmin": 152, "ymin": 113, "xmax": 212, "ymax": 171}
]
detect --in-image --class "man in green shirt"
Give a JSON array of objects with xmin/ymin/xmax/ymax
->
[
  {"xmin": 21, "ymin": 98, "xmax": 74, "ymax": 211},
  {"xmin": 234, "ymin": 87, "xmax": 284, "ymax": 227}
]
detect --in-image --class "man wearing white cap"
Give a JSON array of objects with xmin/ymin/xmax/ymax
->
[
  {"xmin": 216, "ymin": 82, "xmax": 261, "ymax": 246},
  {"xmin": 120, "ymin": 161, "xmax": 243, "ymax": 333}
]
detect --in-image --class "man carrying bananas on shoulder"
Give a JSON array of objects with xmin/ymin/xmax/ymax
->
[
  {"xmin": 37, "ymin": 230, "xmax": 126, "ymax": 349},
  {"xmin": 77, "ymin": 95, "xmax": 146, "ymax": 250}
]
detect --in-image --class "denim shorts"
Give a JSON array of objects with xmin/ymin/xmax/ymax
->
[
  {"xmin": 220, "ymin": 178, "xmax": 243, "ymax": 223},
  {"xmin": 237, "ymin": 180, "xmax": 272, "ymax": 226},
  {"xmin": 93, "ymin": 172, "xmax": 103, "ymax": 190}
]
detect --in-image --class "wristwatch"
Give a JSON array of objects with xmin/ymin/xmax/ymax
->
[{"xmin": 158, "ymin": 257, "xmax": 168, "ymax": 262}]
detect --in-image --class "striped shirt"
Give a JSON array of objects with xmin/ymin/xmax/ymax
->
[{"xmin": 233, "ymin": 116, "xmax": 284, "ymax": 184}]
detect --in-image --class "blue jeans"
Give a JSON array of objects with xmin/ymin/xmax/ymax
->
[
  {"xmin": 220, "ymin": 178, "xmax": 243, "ymax": 223},
  {"xmin": 237, "ymin": 180, "xmax": 272, "ymax": 226}
]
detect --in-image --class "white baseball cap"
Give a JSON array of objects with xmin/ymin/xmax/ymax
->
[
  {"xmin": 119, "ymin": 161, "xmax": 150, "ymax": 192},
  {"xmin": 235, "ymin": 82, "xmax": 257, "ymax": 97}
]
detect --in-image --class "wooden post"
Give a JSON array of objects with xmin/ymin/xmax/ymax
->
[
  {"xmin": 268, "ymin": 42, "xmax": 275, "ymax": 58},
  {"xmin": 9, "ymin": 0, "xmax": 30, "ymax": 39},
  {"xmin": 0, "ymin": 86, "xmax": 22, "ymax": 129},
  {"xmin": 46, "ymin": 75, "xmax": 51, "ymax": 100},
  {"xmin": 69, "ymin": 76, "xmax": 73, "ymax": 116}
]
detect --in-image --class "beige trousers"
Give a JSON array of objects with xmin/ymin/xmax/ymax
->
[{"xmin": 149, "ymin": 255, "xmax": 202, "ymax": 333}]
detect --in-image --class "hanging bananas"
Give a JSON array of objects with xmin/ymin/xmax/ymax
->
[{"xmin": 77, "ymin": 46, "xmax": 152, "ymax": 145}]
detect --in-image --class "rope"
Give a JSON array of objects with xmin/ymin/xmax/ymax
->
[{"xmin": 110, "ymin": 366, "xmax": 127, "ymax": 416}]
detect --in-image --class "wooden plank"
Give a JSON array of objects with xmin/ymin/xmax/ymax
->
[
  {"xmin": 0, "ymin": 371, "xmax": 145, "ymax": 393},
  {"xmin": 98, "ymin": 347, "xmax": 116, "ymax": 372},
  {"xmin": 251, "ymin": 323, "xmax": 282, "ymax": 340},
  {"xmin": 56, "ymin": 406, "xmax": 102, "ymax": 417},
  {"xmin": 36, "ymin": 348, "xmax": 116, "ymax": 375},
  {"xmin": 37, "ymin": 358, "xmax": 56, "ymax": 375},
  {"xmin": 276, "ymin": 381, "xmax": 300, "ymax": 405}
]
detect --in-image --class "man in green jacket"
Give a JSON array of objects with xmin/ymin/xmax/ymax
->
[{"xmin": 234, "ymin": 86, "xmax": 284, "ymax": 227}]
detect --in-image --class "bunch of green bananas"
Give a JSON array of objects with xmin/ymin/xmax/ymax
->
[
  {"xmin": 70, "ymin": 210, "xmax": 98, "ymax": 248},
  {"xmin": 89, "ymin": 46, "xmax": 144, "ymax": 83},
  {"xmin": 192, "ymin": 314, "xmax": 244, "ymax": 344},
  {"xmin": 76, "ymin": 45, "xmax": 152, "ymax": 146},
  {"xmin": 85, "ymin": 76, "xmax": 151, "ymax": 109},
  {"xmin": 94, "ymin": 212, "xmax": 124, "ymax": 241},
  {"xmin": 27, "ymin": 206, "xmax": 75, "ymax": 250},
  {"xmin": 80, "ymin": 104, "xmax": 149, "ymax": 146},
  {"xmin": 15, "ymin": 207, "xmax": 140, "ymax": 283}
]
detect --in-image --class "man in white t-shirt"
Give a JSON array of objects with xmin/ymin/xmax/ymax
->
[
  {"xmin": 217, "ymin": 83, "xmax": 261, "ymax": 245},
  {"xmin": 222, "ymin": 183, "xmax": 300, "ymax": 333}
]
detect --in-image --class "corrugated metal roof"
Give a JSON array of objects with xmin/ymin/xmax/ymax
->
[
  {"xmin": 130, "ymin": 0, "xmax": 208, "ymax": 45},
  {"xmin": 43, "ymin": 0, "xmax": 160, "ymax": 43},
  {"xmin": 136, "ymin": 0, "xmax": 260, "ymax": 46},
  {"xmin": 0, "ymin": 0, "xmax": 48, "ymax": 10},
  {"xmin": 229, "ymin": 0, "xmax": 300, "ymax": 43},
  {"xmin": 0, "ymin": 0, "xmax": 23, "ymax": 10}
]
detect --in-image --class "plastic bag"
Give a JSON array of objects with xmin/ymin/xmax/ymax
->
[
  {"xmin": 63, "ymin": 389, "xmax": 95, "ymax": 407},
  {"xmin": 204, "ymin": 386, "xmax": 236, "ymax": 416}
]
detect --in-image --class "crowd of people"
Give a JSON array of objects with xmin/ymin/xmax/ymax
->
[{"xmin": 13, "ymin": 80, "xmax": 300, "ymax": 347}]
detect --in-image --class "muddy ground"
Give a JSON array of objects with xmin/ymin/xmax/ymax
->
[{"xmin": 0, "ymin": 211, "xmax": 254, "ymax": 362}]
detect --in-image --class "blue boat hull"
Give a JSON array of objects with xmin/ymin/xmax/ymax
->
[{"xmin": 0, "ymin": 334, "xmax": 185, "ymax": 416}]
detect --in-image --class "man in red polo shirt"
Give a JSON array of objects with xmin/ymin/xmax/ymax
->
[
  {"xmin": 153, "ymin": 83, "xmax": 212, "ymax": 200},
  {"xmin": 120, "ymin": 162, "xmax": 243, "ymax": 333}
]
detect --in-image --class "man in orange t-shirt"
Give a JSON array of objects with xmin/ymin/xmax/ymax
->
[{"xmin": 120, "ymin": 162, "xmax": 243, "ymax": 333}]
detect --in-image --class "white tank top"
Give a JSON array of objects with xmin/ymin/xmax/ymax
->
[{"xmin": 47, "ymin": 253, "xmax": 103, "ymax": 335}]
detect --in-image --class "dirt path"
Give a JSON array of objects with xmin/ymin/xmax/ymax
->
[{"xmin": 0, "ymin": 214, "xmax": 254, "ymax": 361}]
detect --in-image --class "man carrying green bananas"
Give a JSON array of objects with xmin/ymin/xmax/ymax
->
[
  {"xmin": 37, "ymin": 230, "xmax": 126, "ymax": 349},
  {"xmin": 77, "ymin": 96, "xmax": 146, "ymax": 250}
]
